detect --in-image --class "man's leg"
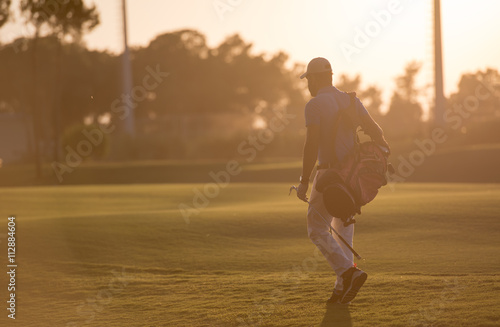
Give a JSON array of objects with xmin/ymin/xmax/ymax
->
[
  {"xmin": 331, "ymin": 217, "xmax": 354, "ymax": 293},
  {"xmin": 308, "ymin": 170, "xmax": 367, "ymax": 304},
  {"xmin": 307, "ymin": 171, "xmax": 353, "ymax": 278},
  {"xmin": 329, "ymin": 209, "xmax": 367, "ymax": 304}
]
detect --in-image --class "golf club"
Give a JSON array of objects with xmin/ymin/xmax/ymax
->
[{"xmin": 289, "ymin": 185, "xmax": 362, "ymax": 260}]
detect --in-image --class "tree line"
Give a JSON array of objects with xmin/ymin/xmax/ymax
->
[{"xmin": 0, "ymin": 1, "xmax": 499, "ymax": 168}]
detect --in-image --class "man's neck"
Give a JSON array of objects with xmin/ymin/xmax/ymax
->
[{"xmin": 316, "ymin": 84, "xmax": 333, "ymax": 93}]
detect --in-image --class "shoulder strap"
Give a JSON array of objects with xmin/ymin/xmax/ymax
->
[
  {"xmin": 344, "ymin": 92, "xmax": 359, "ymax": 126},
  {"xmin": 332, "ymin": 92, "xmax": 356, "ymax": 142},
  {"xmin": 331, "ymin": 92, "xmax": 357, "ymax": 162}
]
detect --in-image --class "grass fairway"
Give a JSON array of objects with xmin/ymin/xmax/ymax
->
[{"xmin": 0, "ymin": 183, "xmax": 499, "ymax": 326}]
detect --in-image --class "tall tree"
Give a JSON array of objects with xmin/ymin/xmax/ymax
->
[
  {"xmin": 20, "ymin": 0, "xmax": 98, "ymax": 37},
  {"xmin": 335, "ymin": 74, "xmax": 361, "ymax": 93},
  {"xmin": 359, "ymin": 85, "xmax": 383, "ymax": 119},
  {"xmin": 449, "ymin": 68, "xmax": 500, "ymax": 122},
  {"xmin": 0, "ymin": 0, "xmax": 10, "ymax": 27},
  {"xmin": 19, "ymin": 0, "xmax": 99, "ymax": 175},
  {"xmin": 335, "ymin": 74, "xmax": 383, "ymax": 118},
  {"xmin": 394, "ymin": 61, "xmax": 422, "ymax": 104},
  {"xmin": 385, "ymin": 61, "xmax": 424, "ymax": 137}
]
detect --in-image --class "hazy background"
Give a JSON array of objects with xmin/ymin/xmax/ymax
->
[
  {"xmin": 3, "ymin": 0, "xmax": 498, "ymax": 112},
  {"xmin": 0, "ymin": 0, "xmax": 499, "ymax": 185},
  {"xmin": 0, "ymin": 3, "xmax": 499, "ymax": 325}
]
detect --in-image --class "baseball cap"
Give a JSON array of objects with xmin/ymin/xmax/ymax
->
[{"xmin": 300, "ymin": 57, "xmax": 332, "ymax": 79}]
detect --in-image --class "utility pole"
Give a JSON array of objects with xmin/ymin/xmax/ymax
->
[
  {"xmin": 32, "ymin": 29, "xmax": 42, "ymax": 179},
  {"xmin": 434, "ymin": 0, "xmax": 445, "ymax": 126},
  {"xmin": 121, "ymin": 0, "xmax": 135, "ymax": 137}
]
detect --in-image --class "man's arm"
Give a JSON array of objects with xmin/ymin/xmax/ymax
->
[
  {"xmin": 359, "ymin": 112, "xmax": 390, "ymax": 151},
  {"xmin": 350, "ymin": 95, "xmax": 390, "ymax": 151},
  {"xmin": 301, "ymin": 124, "xmax": 320, "ymax": 182},
  {"xmin": 297, "ymin": 124, "xmax": 320, "ymax": 201}
]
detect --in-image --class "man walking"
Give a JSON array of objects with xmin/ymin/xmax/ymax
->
[{"xmin": 296, "ymin": 57, "xmax": 389, "ymax": 304}]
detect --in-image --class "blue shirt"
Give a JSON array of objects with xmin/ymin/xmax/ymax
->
[{"xmin": 304, "ymin": 86, "xmax": 369, "ymax": 165}]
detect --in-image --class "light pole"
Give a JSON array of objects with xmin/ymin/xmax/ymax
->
[
  {"xmin": 434, "ymin": 0, "xmax": 445, "ymax": 126},
  {"xmin": 121, "ymin": 0, "xmax": 135, "ymax": 137}
]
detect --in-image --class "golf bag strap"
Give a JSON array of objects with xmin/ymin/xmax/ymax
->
[{"xmin": 331, "ymin": 92, "xmax": 358, "ymax": 163}]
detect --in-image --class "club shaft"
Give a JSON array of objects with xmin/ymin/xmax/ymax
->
[
  {"xmin": 289, "ymin": 185, "xmax": 362, "ymax": 260},
  {"xmin": 308, "ymin": 202, "xmax": 362, "ymax": 259}
]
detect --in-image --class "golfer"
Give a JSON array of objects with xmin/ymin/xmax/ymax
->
[{"xmin": 296, "ymin": 57, "xmax": 389, "ymax": 304}]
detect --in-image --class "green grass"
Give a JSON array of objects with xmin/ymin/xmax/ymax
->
[{"xmin": 0, "ymin": 183, "xmax": 499, "ymax": 326}]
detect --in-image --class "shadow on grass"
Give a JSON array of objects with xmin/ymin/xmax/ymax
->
[{"xmin": 319, "ymin": 303, "xmax": 352, "ymax": 327}]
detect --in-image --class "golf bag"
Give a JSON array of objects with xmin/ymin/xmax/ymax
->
[{"xmin": 315, "ymin": 92, "xmax": 390, "ymax": 222}]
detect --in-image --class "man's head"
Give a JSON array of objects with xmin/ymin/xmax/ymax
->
[{"xmin": 300, "ymin": 57, "xmax": 333, "ymax": 97}]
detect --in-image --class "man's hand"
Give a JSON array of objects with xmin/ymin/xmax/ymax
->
[
  {"xmin": 299, "ymin": 124, "xmax": 319, "ymax": 203},
  {"xmin": 297, "ymin": 182, "xmax": 309, "ymax": 202},
  {"xmin": 376, "ymin": 136, "xmax": 391, "ymax": 155}
]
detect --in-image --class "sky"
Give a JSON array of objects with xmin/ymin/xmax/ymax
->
[{"xmin": 2, "ymin": 0, "xmax": 500, "ymax": 113}]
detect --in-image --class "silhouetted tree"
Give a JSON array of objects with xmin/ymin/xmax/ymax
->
[
  {"xmin": 20, "ymin": 0, "xmax": 99, "ymax": 164},
  {"xmin": 394, "ymin": 61, "xmax": 422, "ymax": 104},
  {"xmin": 449, "ymin": 68, "xmax": 500, "ymax": 122},
  {"xmin": 335, "ymin": 74, "xmax": 383, "ymax": 119},
  {"xmin": 335, "ymin": 74, "xmax": 361, "ymax": 93},
  {"xmin": 385, "ymin": 61, "xmax": 424, "ymax": 137},
  {"xmin": 359, "ymin": 85, "xmax": 383, "ymax": 119},
  {"xmin": 129, "ymin": 31, "xmax": 307, "ymax": 158},
  {"xmin": 444, "ymin": 68, "xmax": 500, "ymax": 144},
  {"xmin": 0, "ymin": 29, "xmax": 308, "ymax": 161},
  {"xmin": 0, "ymin": 0, "xmax": 10, "ymax": 27}
]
